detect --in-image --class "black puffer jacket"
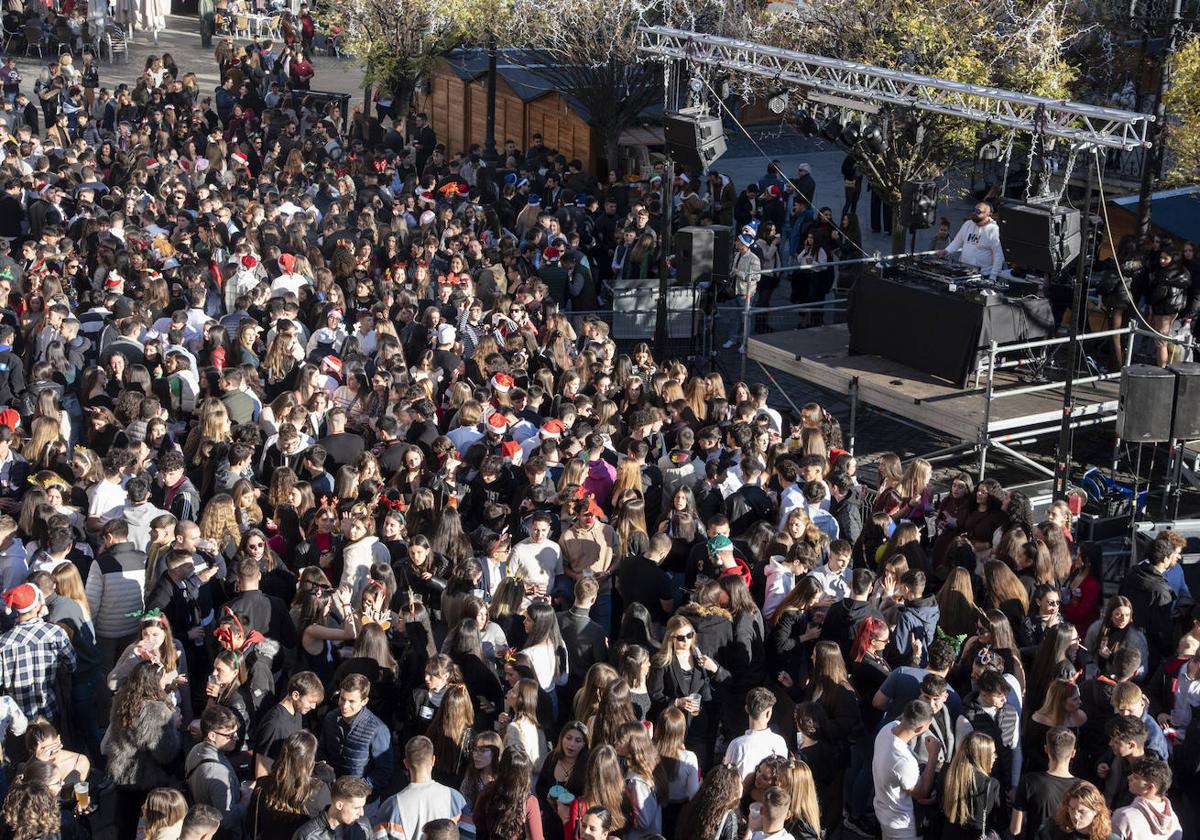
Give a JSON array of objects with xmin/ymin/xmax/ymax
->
[{"xmin": 1145, "ymin": 263, "xmax": 1196, "ymax": 316}]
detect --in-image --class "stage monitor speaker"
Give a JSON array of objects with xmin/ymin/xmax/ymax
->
[
  {"xmin": 1170, "ymin": 361, "xmax": 1200, "ymax": 441},
  {"xmin": 1117, "ymin": 364, "xmax": 1175, "ymax": 442},
  {"xmin": 899, "ymin": 180, "xmax": 938, "ymax": 229},
  {"xmin": 664, "ymin": 110, "xmax": 727, "ymax": 170},
  {"xmin": 997, "ymin": 202, "xmax": 1082, "ymax": 276},
  {"xmin": 676, "ymin": 227, "xmax": 714, "ymax": 286}
]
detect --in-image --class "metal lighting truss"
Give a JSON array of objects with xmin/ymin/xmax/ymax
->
[{"xmin": 635, "ymin": 25, "xmax": 1154, "ymax": 151}]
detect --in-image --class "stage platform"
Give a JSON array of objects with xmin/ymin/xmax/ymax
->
[{"xmin": 747, "ymin": 325, "xmax": 1122, "ymax": 476}]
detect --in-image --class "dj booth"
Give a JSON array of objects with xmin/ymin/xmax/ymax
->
[{"xmin": 848, "ymin": 262, "xmax": 1058, "ymax": 388}]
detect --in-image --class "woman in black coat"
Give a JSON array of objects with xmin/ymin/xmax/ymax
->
[
  {"xmin": 648, "ymin": 614, "xmax": 726, "ymax": 769},
  {"xmin": 1139, "ymin": 245, "xmax": 1197, "ymax": 367}
]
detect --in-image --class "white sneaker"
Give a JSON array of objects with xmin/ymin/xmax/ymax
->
[
  {"xmin": 738, "ymin": 343, "xmax": 747, "ymax": 354},
  {"xmin": 722, "ymin": 338, "xmax": 738, "ymax": 349}
]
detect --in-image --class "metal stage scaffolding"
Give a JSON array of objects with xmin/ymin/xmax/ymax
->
[{"xmin": 746, "ymin": 323, "xmax": 1181, "ymax": 480}]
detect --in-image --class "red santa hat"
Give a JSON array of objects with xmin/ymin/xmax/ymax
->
[
  {"xmin": 540, "ymin": 419, "xmax": 565, "ymax": 439},
  {"xmin": 278, "ymin": 253, "xmax": 296, "ymax": 273},
  {"xmin": 486, "ymin": 412, "xmax": 508, "ymax": 434},
  {"xmin": 491, "ymin": 372, "xmax": 514, "ymax": 394},
  {"xmin": 3, "ymin": 583, "xmax": 40, "ymax": 615},
  {"xmin": 231, "ymin": 151, "xmax": 249, "ymax": 167},
  {"xmin": 500, "ymin": 440, "xmax": 522, "ymax": 463},
  {"xmin": 0, "ymin": 409, "xmax": 19, "ymax": 431},
  {"xmin": 321, "ymin": 355, "xmax": 343, "ymax": 380},
  {"xmin": 241, "ymin": 254, "xmax": 258, "ymax": 270}
]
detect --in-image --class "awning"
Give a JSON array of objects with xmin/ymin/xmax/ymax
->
[{"xmin": 619, "ymin": 126, "xmax": 666, "ymax": 146}]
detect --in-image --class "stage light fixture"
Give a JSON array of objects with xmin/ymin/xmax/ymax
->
[
  {"xmin": 766, "ymin": 88, "xmax": 789, "ymax": 114},
  {"xmin": 862, "ymin": 122, "xmax": 886, "ymax": 154},
  {"xmin": 841, "ymin": 122, "xmax": 862, "ymax": 146},
  {"xmin": 688, "ymin": 77, "xmax": 704, "ymax": 94}
]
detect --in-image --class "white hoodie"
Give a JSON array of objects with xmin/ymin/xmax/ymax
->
[
  {"xmin": 1112, "ymin": 796, "xmax": 1182, "ymax": 840},
  {"xmin": 946, "ymin": 218, "xmax": 1004, "ymax": 279}
]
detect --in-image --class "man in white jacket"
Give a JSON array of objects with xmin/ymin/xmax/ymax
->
[{"xmin": 939, "ymin": 202, "xmax": 1004, "ymax": 281}]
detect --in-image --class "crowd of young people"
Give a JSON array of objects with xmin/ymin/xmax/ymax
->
[{"xmin": 0, "ymin": 20, "xmax": 1195, "ymax": 840}]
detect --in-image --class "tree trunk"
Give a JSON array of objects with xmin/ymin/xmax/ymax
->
[{"xmin": 604, "ymin": 128, "xmax": 622, "ymax": 178}]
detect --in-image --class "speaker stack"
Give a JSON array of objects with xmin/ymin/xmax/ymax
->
[
  {"xmin": 996, "ymin": 202, "xmax": 1082, "ymax": 276},
  {"xmin": 1117, "ymin": 363, "xmax": 1200, "ymax": 442},
  {"xmin": 663, "ymin": 109, "xmax": 727, "ymax": 170}
]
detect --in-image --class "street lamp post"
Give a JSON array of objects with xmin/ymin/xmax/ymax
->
[{"xmin": 482, "ymin": 33, "xmax": 500, "ymax": 167}]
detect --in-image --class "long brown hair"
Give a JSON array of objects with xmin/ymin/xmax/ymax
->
[
  {"xmin": 111, "ymin": 660, "xmax": 171, "ymax": 732},
  {"xmin": 427, "ymin": 683, "xmax": 474, "ymax": 773},
  {"xmin": 258, "ymin": 731, "xmax": 321, "ymax": 814},
  {"xmin": 936, "ymin": 567, "xmax": 982, "ymax": 638},
  {"xmin": 579, "ymin": 745, "xmax": 627, "ymax": 833},
  {"xmin": 678, "ymin": 764, "xmax": 741, "ymax": 839}
]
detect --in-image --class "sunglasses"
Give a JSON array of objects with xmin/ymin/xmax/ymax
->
[{"xmin": 674, "ymin": 631, "xmax": 695, "ymax": 641}]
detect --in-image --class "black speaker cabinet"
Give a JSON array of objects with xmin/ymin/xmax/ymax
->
[
  {"xmin": 1170, "ymin": 361, "xmax": 1200, "ymax": 441},
  {"xmin": 664, "ymin": 110, "xmax": 727, "ymax": 170},
  {"xmin": 676, "ymin": 227, "xmax": 714, "ymax": 286},
  {"xmin": 1117, "ymin": 364, "xmax": 1175, "ymax": 442},
  {"xmin": 996, "ymin": 202, "xmax": 1082, "ymax": 276}
]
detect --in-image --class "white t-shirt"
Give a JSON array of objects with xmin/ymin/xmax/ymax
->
[
  {"xmin": 872, "ymin": 721, "xmax": 920, "ymax": 838},
  {"xmin": 87, "ymin": 478, "xmax": 127, "ymax": 524},
  {"xmin": 724, "ymin": 728, "xmax": 790, "ymax": 783},
  {"xmin": 374, "ymin": 780, "xmax": 466, "ymax": 840},
  {"xmin": 509, "ymin": 539, "xmax": 563, "ymax": 589}
]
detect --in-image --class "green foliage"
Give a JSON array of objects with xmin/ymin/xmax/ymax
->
[
  {"xmin": 756, "ymin": 0, "xmax": 1080, "ymax": 215},
  {"xmin": 1163, "ymin": 35, "xmax": 1200, "ymax": 186}
]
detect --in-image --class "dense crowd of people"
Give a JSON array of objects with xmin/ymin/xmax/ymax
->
[{"xmin": 0, "ymin": 21, "xmax": 1196, "ymax": 840}]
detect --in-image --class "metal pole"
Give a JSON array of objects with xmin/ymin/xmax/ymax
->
[
  {"xmin": 739, "ymin": 290, "xmax": 751, "ymax": 381},
  {"xmin": 1135, "ymin": 0, "xmax": 1183, "ymax": 243},
  {"xmin": 848, "ymin": 378, "xmax": 859, "ymax": 455},
  {"xmin": 979, "ymin": 340, "xmax": 999, "ymax": 478},
  {"xmin": 482, "ymin": 34, "xmax": 499, "ymax": 167},
  {"xmin": 654, "ymin": 157, "xmax": 674, "ymax": 358},
  {"xmin": 1053, "ymin": 148, "xmax": 1096, "ymax": 499}
]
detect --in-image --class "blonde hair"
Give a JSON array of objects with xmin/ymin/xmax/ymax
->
[
  {"xmin": 21, "ymin": 417, "xmax": 62, "ymax": 464},
  {"xmin": 51, "ymin": 563, "xmax": 90, "ymax": 621},
  {"xmin": 943, "ymin": 732, "xmax": 995, "ymax": 825},
  {"xmin": 781, "ymin": 761, "xmax": 822, "ymax": 833},
  {"xmin": 198, "ymin": 494, "xmax": 241, "ymax": 546}
]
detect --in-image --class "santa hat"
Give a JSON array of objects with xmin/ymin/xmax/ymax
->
[
  {"xmin": 104, "ymin": 273, "xmax": 124, "ymax": 289},
  {"xmin": 542, "ymin": 246, "xmax": 559, "ymax": 262},
  {"xmin": 321, "ymin": 355, "xmax": 343, "ymax": 380},
  {"xmin": 500, "ymin": 440, "xmax": 522, "ymax": 464},
  {"xmin": 415, "ymin": 187, "xmax": 435, "ymax": 206},
  {"xmin": 765, "ymin": 184, "xmax": 782, "ymax": 199},
  {"xmin": 737, "ymin": 233, "xmax": 755, "ymax": 248},
  {"xmin": 0, "ymin": 409, "xmax": 19, "ymax": 431},
  {"xmin": 3, "ymin": 583, "xmax": 40, "ymax": 615},
  {"xmin": 240, "ymin": 254, "xmax": 258, "ymax": 270},
  {"xmin": 491, "ymin": 372, "xmax": 514, "ymax": 393},
  {"xmin": 456, "ymin": 182, "xmax": 470, "ymax": 196},
  {"xmin": 486, "ymin": 412, "xmax": 508, "ymax": 434},
  {"xmin": 540, "ymin": 419, "xmax": 565, "ymax": 439},
  {"xmin": 231, "ymin": 151, "xmax": 249, "ymax": 167},
  {"xmin": 676, "ymin": 173, "xmax": 690, "ymax": 184},
  {"xmin": 278, "ymin": 253, "xmax": 296, "ymax": 273},
  {"xmin": 419, "ymin": 210, "xmax": 436, "ymax": 226}
]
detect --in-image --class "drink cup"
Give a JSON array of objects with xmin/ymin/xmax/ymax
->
[{"xmin": 74, "ymin": 782, "xmax": 89, "ymax": 811}]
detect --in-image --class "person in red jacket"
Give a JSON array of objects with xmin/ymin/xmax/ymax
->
[{"xmin": 1063, "ymin": 541, "xmax": 1104, "ymax": 637}]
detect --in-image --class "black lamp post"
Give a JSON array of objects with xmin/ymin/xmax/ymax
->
[{"xmin": 482, "ymin": 33, "xmax": 500, "ymax": 167}]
